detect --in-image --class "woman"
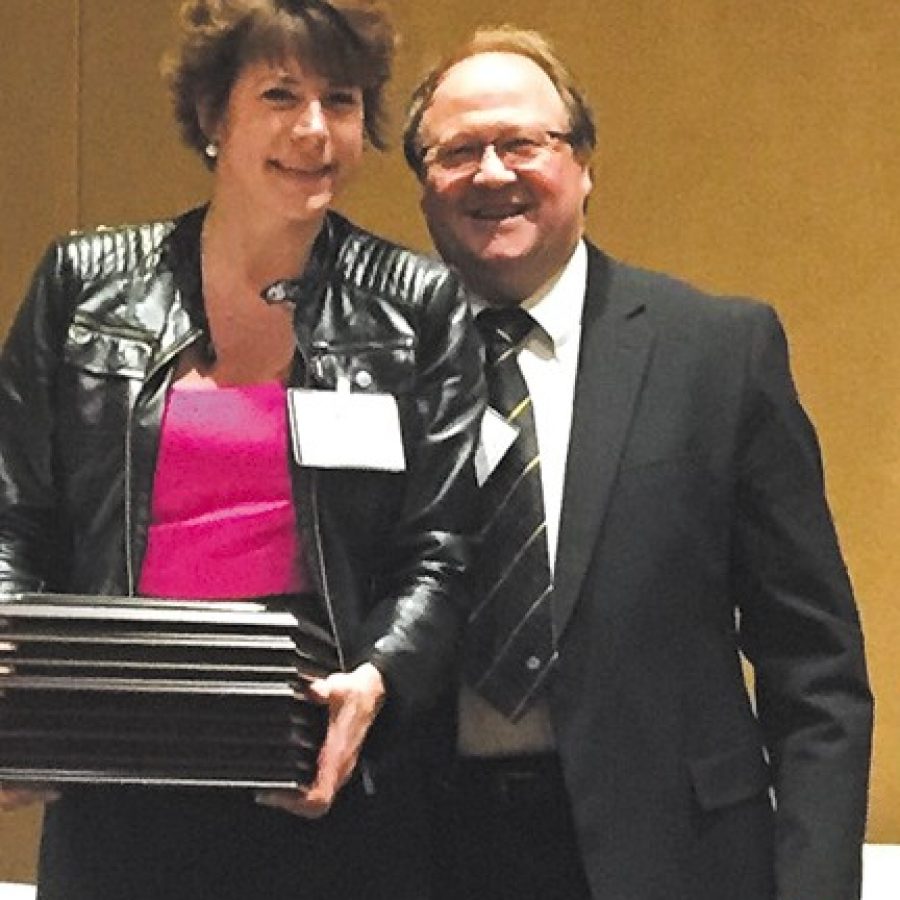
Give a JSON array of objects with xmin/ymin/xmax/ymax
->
[{"xmin": 0, "ymin": 1, "xmax": 483, "ymax": 897}]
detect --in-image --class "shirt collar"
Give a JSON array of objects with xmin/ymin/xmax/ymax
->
[
  {"xmin": 521, "ymin": 240, "xmax": 587, "ymax": 354},
  {"xmin": 468, "ymin": 240, "xmax": 587, "ymax": 354}
]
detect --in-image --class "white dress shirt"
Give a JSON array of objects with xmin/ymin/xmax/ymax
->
[{"xmin": 519, "ymin": 240, "xmax": 587, "ymax": 572}]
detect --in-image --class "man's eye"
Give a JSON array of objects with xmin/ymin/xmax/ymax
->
[
  {"xmin": 439, "ymin": 144, "xmax": 481, "ymax": 166},
  {"xmin": 501, "ymin": 137, "xmax": 541, "ymax": 155}
]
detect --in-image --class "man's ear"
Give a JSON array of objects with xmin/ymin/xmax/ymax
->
[
  {"xmin": 576, "ymin": 155, "xmax": 594, "ymax": 214},
  {"xmin": 581, "ymin": 163, "xmax": 593, "ymax": 201}
]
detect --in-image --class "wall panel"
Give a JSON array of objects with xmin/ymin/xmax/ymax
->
[
  {"xmin": 0, "ymin": 0, "xmax": 80, "ymax": 334},
  {"xmin": 78, "ymin": 0, "xmax": 208, "ymax": 227}
]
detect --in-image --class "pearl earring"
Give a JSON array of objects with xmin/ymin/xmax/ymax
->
[{"xmin": 205, "ymin": 142, "xmax": 218, "ymax": 159}]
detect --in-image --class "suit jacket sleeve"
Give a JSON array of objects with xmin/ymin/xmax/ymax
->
[{"xmin": 732, "ymin": 304, "xmax": 873, "ymax": 900}]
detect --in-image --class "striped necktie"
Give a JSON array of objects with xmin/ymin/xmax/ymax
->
[{"xmin": 464, "ymin": 307, "xmax": 557, "ymax": 720}]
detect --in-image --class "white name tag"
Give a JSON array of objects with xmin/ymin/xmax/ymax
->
[
  {"xmin": 287, "ymin": 388, "xmax": 406, "ymax": 471},
  {"xmin": 475, "ymin": 407, "xmax": 518, "ymax": 486}
]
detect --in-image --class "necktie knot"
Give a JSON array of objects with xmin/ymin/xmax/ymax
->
[{"xmin": 476, "ymin": 307, "xmax": 536, "ymax": 356}]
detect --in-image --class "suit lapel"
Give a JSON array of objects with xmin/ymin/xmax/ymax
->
[{"xmin": 552, "ymin": 243, "xmax": 654, "ymax": 640}]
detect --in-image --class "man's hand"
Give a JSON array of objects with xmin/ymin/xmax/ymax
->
[
  {"xmin": 0, "ymin": 784, "xmax": 60, "ymax": 811},
  {"xmin": 256, "ymin": 662, "xmax": 386, "ymax": 818}
]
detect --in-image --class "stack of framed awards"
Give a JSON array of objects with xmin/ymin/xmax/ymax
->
[{"xmin": 0, "ymin": 593, "xmax": 337, "ymax": 790}]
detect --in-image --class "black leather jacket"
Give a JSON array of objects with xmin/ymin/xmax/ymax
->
[{"xmin": 0, "ymin": 207, "xmax": 484, "ymax": 717}]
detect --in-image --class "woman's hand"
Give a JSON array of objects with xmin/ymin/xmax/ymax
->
[
  {"xmin": 0, "ymin": 784, "xmax": 60, "ymax": 811},
  {"xmin": 256, "ymin": 662, "xmax": 386, "ymax": 818}
]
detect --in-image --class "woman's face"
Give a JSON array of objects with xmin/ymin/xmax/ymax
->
[{"xmin": 208, "ymin": 56, "xmax": 365, "ymax": 225}]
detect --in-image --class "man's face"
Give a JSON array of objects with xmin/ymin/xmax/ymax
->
[{"xmin": 418, "ymin": 52, "xmax": 592, "ymax": 304}]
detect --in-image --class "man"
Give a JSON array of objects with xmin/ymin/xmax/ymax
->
[{"xmin": 403, "ymin": 27, "xmax": 873, "ymax": 900}]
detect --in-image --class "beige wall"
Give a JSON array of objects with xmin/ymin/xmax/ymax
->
[{"xmin": 1, "ymin": 0, "xmax": 898, "ymax": 880}]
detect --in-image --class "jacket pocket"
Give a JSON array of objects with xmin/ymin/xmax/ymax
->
[
  {"xmin": 688, "ymin": 743, "xmax": 770, "ymax": 811},
  {"xmin": 308, "ymin": 337, "xmax": 416, "ymax": 393},
  {"xmin": 64, "ymin": 317, "xmax": 155, "ymax": 379}
]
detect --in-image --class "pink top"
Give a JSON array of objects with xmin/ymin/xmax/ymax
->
[{"xmin": 139, "ymin": 380, "xmax": 309, "ymax": 599}]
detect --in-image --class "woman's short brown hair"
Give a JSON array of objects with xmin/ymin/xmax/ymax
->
[
  {"xmin": 403, "ymin": 27, "xmax": 596, "ymax": 180},
  {"xmin": 164, "ymin": 0, "xmax": 395, "ymax": 167}
]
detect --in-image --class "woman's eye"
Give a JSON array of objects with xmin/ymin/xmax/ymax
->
[
  {"xmin": 262, "ymin": 87, "xmax": 297, "ymax": 105},
  {"xmin": 325, "ymin": 90, "xmax": 361, "ymax": 110}
]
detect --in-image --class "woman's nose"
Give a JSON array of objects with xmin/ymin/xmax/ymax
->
[{"xmin": 291, "ymin": 100, "xmax": 327, "ymax": 139}]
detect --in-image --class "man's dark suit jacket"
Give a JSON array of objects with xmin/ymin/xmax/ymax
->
[{"xmin": 531, "ymin": 241, "xmax": 871, "ymax": 900}]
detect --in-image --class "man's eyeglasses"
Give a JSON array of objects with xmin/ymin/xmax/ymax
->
[{"xmin": 421, "ymin": 127, "xmax": 574, "ymax": 176}]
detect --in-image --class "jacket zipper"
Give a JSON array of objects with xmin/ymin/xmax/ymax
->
[
  {"xmin": 124, "ymin": 383, "xmax": 138, "ymax": 595},
  {"xmin": 292, "ymin": 340, "xmax": 347, "ymax": 673},
  {"xmin": 309, "ymin": 471, "xmax": 346, "ymax": 673},
  {"xmin": 125, "ymin": 329, "xmax": 200, "ymax": 593}
]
